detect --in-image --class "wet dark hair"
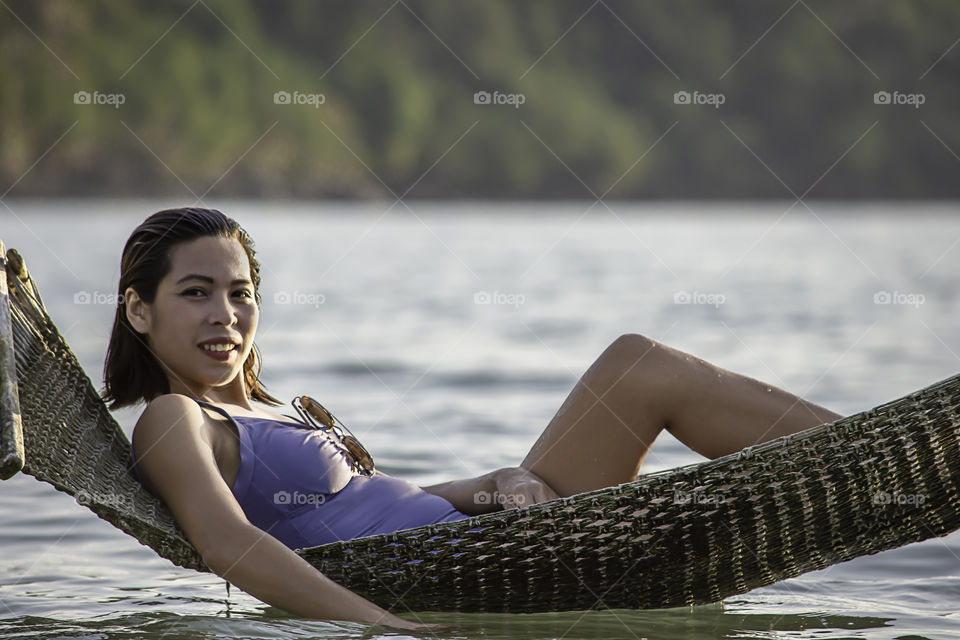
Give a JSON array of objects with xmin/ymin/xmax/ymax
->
[{"xmin": 101, "ymin": 207, "xmax": 281, "ymax": 410}]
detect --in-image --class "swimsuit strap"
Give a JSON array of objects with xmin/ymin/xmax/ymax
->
[
  {"xmin": 193, "ymin": 398, "xmax": 235, "ymax": 421},
  {"xmin": 193, "ymin": 398, "xmax": 307, "ymax": 428}
]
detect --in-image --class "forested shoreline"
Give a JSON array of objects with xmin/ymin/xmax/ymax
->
[{"xmin": 2, "ymin": 1, "xmax": 957, "ymax": 198}]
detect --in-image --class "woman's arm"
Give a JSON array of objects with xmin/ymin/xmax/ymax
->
[
  {"xmin": 421, "ymin": 470, "xmax": 499, "ymax": 515},
  {"xmin": 422, "ymin": 467, "xmax": 560, "ymax": 515},
  {"xmin": 133, "ymin": 394, "xmax": 426, "ymax": 630}
]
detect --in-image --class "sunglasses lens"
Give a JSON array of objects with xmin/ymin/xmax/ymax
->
[
  {"xmin": 299, "ymin": 396, "xmax": 335, "ymax": 428},
  {"xmin": 293, "ymin": 396, "xmax": 375, "ymax": 475},
  {"xmin": 343, "ymin": 436, "xmax": 375, "ymax": 474}
]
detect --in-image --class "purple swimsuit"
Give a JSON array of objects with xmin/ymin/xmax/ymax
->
[{"xmin": 129, "ymin": 399, "xmax": 470, "ymax": 549}]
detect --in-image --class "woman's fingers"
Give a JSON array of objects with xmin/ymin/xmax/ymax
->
[{"xmin": 494, "ymin": 467, "xmax": 561, "ymax": 509}]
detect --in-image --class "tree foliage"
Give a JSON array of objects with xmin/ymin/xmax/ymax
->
[{"xmin": 1, "ymin": 0, "xmax": 957, "ymax": 198}]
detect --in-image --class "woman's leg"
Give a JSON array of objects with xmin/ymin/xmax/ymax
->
[{"xmin": 520, "ymin": 334, "xmax": 844, "ymax": 497}]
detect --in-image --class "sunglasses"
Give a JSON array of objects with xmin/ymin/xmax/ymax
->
[{"xmin": 290, "ymin": 395, "xmax": 376, "ymax": 477}]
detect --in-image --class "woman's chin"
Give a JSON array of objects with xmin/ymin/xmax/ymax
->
[{"xmin": 183, "ymin": 366, "xmax": 243, "ymax": 389}]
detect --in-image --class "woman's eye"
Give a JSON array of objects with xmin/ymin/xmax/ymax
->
[{"xmin": 181, "ymin": 289, "xmax": 251, "ymax": 299}]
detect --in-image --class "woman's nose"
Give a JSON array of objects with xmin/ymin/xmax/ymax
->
[{"xmin": 208, "ymin": 293, "xmax": 239, "ymax": 325}]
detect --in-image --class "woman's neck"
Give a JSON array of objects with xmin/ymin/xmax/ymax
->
[{"xmin": 167, "ymin": 377, "xmax": 253, "ymax": 411}]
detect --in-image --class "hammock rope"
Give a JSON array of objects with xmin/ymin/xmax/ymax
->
[{"xmin": 1, "ymin": 238, "xmax": 958, "ymax": 613}]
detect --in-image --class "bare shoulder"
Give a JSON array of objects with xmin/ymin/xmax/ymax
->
[
  {"xmin": 136, "ymin": 393, "xmax": 232, "ymax": 448},
  {"xmin": 137, "ymin": 393, "xmax": 206, "ymax": 432},
  {"xmin": 132, "ymin": 393, "xmax": 248, "ymax": 560},
  {"xmin": 132, "ymin": 393, "xmax": 220, "ymax": 495}
]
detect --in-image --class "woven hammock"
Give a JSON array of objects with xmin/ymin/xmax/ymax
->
[{"xmin": 1, "ymin": 238, "xmax": 959, "ymax": 615}]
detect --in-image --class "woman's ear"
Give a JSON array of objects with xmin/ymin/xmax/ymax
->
[{"xmin": 124, "ymin": 287, "xmax": 151, "ymax": 334}]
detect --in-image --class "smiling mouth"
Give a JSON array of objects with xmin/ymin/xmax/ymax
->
[{"xmin": 199, "ymin": 343, "xmax": 238, "ymax": 353}]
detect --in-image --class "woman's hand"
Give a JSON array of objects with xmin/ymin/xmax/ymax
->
[
  {"xmin": 490, "ymin": 466, "xmax": 560, "ymax": 510},
  {"xmin": 375, "ymin": 613, "xmax": 462, "ymax": 632},
  {"xmin": 422, "ymin": 466, "xmax": 560, "ymax": 515}
]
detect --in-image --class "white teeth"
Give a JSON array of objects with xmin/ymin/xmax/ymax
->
[{"xmin": 201, "ymin": 343, "xmax": 236, "ymax": 352}]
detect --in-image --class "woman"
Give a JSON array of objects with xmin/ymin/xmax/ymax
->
[{"xmin": 110, "ymin": 208, "xmax": 843, "ymax": 630}]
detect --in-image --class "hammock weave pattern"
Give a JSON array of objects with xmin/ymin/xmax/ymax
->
[{"xmin": 1, "ymin": 238, "xmax": 959, "ymax": 614}]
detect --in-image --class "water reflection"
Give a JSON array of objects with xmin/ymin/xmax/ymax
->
[
  {"xmin": 412, "ymin": 606, "xmax": 894, "ymax": 640},
  {"xmin": 0, "ymin": 607, "xmax": 898, "ymax": 640}
]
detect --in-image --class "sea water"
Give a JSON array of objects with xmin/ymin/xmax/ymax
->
[{"xmin": 1, "ymin": 199, "xmax": 958, "ymax": 639}]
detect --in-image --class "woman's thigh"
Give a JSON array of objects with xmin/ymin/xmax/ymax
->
[{"xmin": 520, "ymin": 334, "xmax": 678, "ymax": 497}]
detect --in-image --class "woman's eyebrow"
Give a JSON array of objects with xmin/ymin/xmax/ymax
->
[{"xmin": 175, "ymin": 274, "xmax": 252, "ymax": 286}]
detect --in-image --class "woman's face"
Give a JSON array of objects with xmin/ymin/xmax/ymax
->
[{"xmin": 127, "ymin": 235, "xmax": 259, "ymax": 398}]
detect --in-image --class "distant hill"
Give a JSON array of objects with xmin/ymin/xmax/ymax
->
[{"xmin": 1, "ymin": 1, "xmax": 958, "ymax": 198}]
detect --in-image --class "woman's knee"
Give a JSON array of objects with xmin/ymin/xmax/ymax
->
[
  {"xmin": 602, "ymin": 333, "xmax": 678, "ymax": 372},
  {"xmin": 596, "ymin": 333, "xmax": 699, "ymax": 409},
  {"xmin": 608, "ymin": 333, "xmax": 658, "ymax": 354}
]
